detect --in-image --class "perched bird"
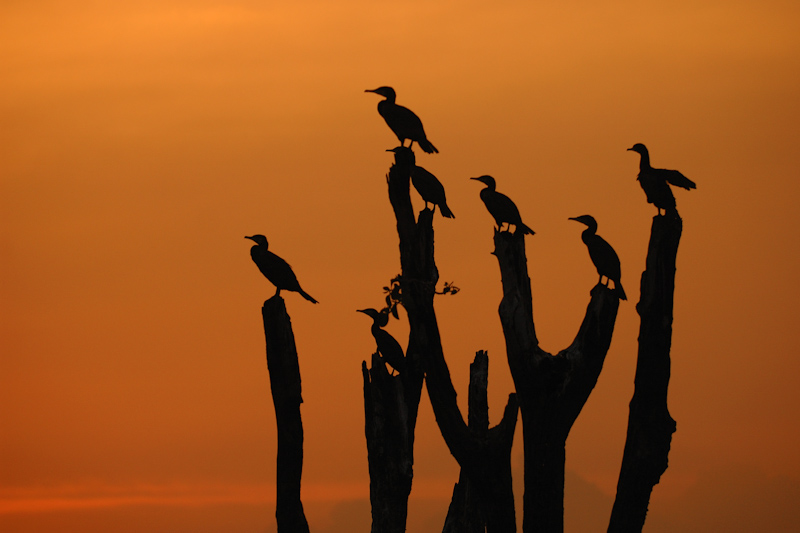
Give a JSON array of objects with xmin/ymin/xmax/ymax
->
[
  {"xmin": 471, "ymin": 175, "xmax": 535, "ymax": 236},
  {"xmin": 357, "ymin": 308, "xmax": 406, "ymax": 374},
  {"xmin": 365, "ymin": 86, "xmax": 438, "ymax": 154},
  {"xmin": 245, "ymin": 235, "xmax": 318, "ymax": 303},
  {"xmin": 411, "ymin": 164, "xmax": 455, "ymax": 218},
  {"xmin": 628, "ymin": 143, "xmax": 696, "ymax": 215},
  {"xmin": 568, "ymin": 215, "xmax": 627, "ymax": 300}
]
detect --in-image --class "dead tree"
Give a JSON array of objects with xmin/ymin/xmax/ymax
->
[
  {"xmin": 493, "ymin": 230, "xmax": 620, "ymax": 532},
  {"xmin": 365, "ymin": 146, "xmax": 624, "ymax": 532},
  {"xmin": 362, "ymin": 348, "xmax": 423, "ymax": 533},
  {"xmin": 361, "ymin": 148, "xmax": 427, "ymax": 533},
  {"xmin": 261, "ymin": 296, "xmax": 310, "ymax": 533},
  {"xmin": 385, "ymin": 147, "xmax": 519, "ymax": 532},
  {"xmin": 608, "ymin": 214, "xmax": 681, "ymax": 532},
  {"xmin": 443, "ymin": 351, "xmax": 518, "ymax": 533}
]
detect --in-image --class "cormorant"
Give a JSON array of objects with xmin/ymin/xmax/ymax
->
[
  {"xmin": 471, "ymin": 175, "xmax": 535, "ymax": 235},
  {"xmin": 568, "ymin": 215, "xmax": 627, "ymax": 300},
  {"xmin": 245, "ymin": 235, "xmax": 318, "ymax": 303},
  {"xmin": 357, "ymin": 308, "xmax": 406, "ymax": 374},
  {"xmin": 385, "ymin": 148, "xmax": 453, "ymax": 218},
  {"xmin": 365, "ymin": 86, "xmax": 438, "ymax": 154},
  {"xmin": 628, "ymin": 143, "xmax": 696, "ymax": 215}
]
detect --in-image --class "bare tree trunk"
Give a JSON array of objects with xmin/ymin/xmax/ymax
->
[
  {"xmin": 493, "ymin": 231, "xmax": 620, "ymax": 533},
  {"xmin": 608, "ymin": 214, "xmax": 681, "ymax": 533},
  {"xmin": 362, "ymin": 353, "xmax": 415, "ymax": 533},
  {"xmin": 261, "ymin": 296, "xmax": 310, "ymax": 533},
  {"xmin": 361, "ymin": 148, "xmax": 426, "ymax": 533},
  {"xmin": 385, "ymin": 148, "xmax": 518, "ymax": 533},
  {"xmin": 443, "ymin": 351, "xmax": 518, "ymax": 533}
]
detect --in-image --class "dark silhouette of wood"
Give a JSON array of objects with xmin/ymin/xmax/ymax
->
[
  {"xmin": 261, "ymin": 296, "xmax": 310, "ymax": 533},
  {"xmin": 493, "ymin": 230, "xmax": 620, "ymax": 533},
  {"xmin": 362, "ymin": 353, "xmax": 415, "ymax": 533},
  {"xmin": 385, "ymin": 147, "xmax": 519, "ymax": 532},
  {"xmin": 361, "ymin": 147, "xmax": 426, "ymax": 533},
  {"xmin": 608, "ymin": 214, "xmax": 681, "ymax": 532},
  {"xmin": 443, "ymin": 351, "xmax": 518, "ymax": 533}
]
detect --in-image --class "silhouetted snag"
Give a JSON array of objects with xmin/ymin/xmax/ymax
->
[
  {"xmin": 261, "ymin": 296, "xmax": 310, "ymax": 533},
  {"xmin": 361, "ymin": 147, "xmax": 426, "ymax": 533},
  {"xmin": 386, "ymin": 147, "xmax": 519, "ymax": 532},
  {"xmin": 493, "ymin": 231, "xmax": 620, "ymax": 533},
  {"xmin": 362, "ymin": 354, "xmax": 415, "ymax": 533},
  {"xmin": 443, "ymin": 351, "xmax": 519, "ymax": 533},
  {"xmin": 608, "ymin": 214, "xmax": 681, "ymax": 532}
]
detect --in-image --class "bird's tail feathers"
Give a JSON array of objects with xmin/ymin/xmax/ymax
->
[
  {"xmin": 440, "ymin": 203, "xmax": 455, "ymax": 219},
  {"xmin": 615, "ymin": 282, "xmax": 627, "ymax": 301},
  {"xmin": 418, "ymin": 140, "xmax": 438, "ymax": 154},
  {"xmin": 518, "ymin": 223, "xmax": 535, "ymax": 236},
  {"xmin": 299, "ymin": 290, "xmax": 319, "ymax": 304}
]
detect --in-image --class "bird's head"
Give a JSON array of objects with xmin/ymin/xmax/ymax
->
[
  {"xmin": 357, "ymin": 308, "xmax": 389, "ymax": 327},
  {"xmin": 627, "ymin": 143, "xmax": 648, "ymax": 155},
  {"xmin": 470, "ymin": 175, "xmax": 496, "ymax": 189},
  {"xmin": 365, "ymin": 86, "xmax": 396, "ymax": 99},
  {"xmin": 568, "ymin": 215, "xmax": 597, "ymax": 229},
  {"xmin": 245, "ymin": 235, "xmax": 268, "ymax": 247},
  {"xmin": 386, "ymin": 146, "xmax": 416, "ymax": 165}
]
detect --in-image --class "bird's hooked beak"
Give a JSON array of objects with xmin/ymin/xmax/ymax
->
[
  {"xmin": 244, "ymin": 235, "xmax": 256, "ymax": 241},
  {"xmin": 470, "ymin": 176, "xmax": 492, "ymax": 187},
  {"xmin": 568, "ymin": 215, "xmax": 594, "ymax": 227}
]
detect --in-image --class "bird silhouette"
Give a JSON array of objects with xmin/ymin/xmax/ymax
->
[
  {"xmin": 385, "ymin": 148, "xmax": 453, "ymax": 218},
  {"xmin": 413, "ymin": 166, "xmax": 454, "ymax": 218},
  {"xmin": 471, "ymin": 175, "xmax": 534, "ymax": 236},
  {"xmin": 245, "ymin": 235, "xmax": 318, "ymax": 303},
  {"xmin": 357, "ymin": 308, "xmax": 406, "ymax": 374},
  {"xmin": 568, "ymin": 215, "xmax": 626, "ymax": 300},
  {"xmin": 628, "ymin": 143, "xmax": 696, "ymax": 215},
  {"xmin": 366, "ymin": 86, "xmax": 438, "ymax": 154}
]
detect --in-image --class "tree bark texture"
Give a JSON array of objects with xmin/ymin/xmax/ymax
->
[
  {"xmin": 387, "ymin": 148, "xmax": 518, "ymax": 533},
  {"xmin": 261, "ymin": 296, "xmax": 310, "ymax": 533},
  {"xmin": 361, "ymin": 147, "xmax": 426, "ymax": 533},
  {"xmin": 608, "ymin": 214, "xmax": 681, "ymax": 533},
  {"xmin": 493, "ymin": 230, "xmax": 620, "ymax": 533}
]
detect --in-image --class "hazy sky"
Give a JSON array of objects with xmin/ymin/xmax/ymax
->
[{"xmin": 2, "ymin": 1, "xmax": 800, "ymax": 531}]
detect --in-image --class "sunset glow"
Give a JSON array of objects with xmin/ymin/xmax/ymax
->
[{"xmin": 2, "ymin": 1, "xmax": 800, "ymax": 531}]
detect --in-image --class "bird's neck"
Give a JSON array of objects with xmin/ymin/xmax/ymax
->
[
  {"xmin": 582, "ymin": 226, "xmax": 597, "ymax": 243},
  {"xmin": 638, "ymin": 151, "xmax": 651, "ymax": 170}
]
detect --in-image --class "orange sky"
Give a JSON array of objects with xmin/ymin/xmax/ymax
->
[{"xmin": 2, "ymin": 1, "xmax": 800, "ymax": 531}]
